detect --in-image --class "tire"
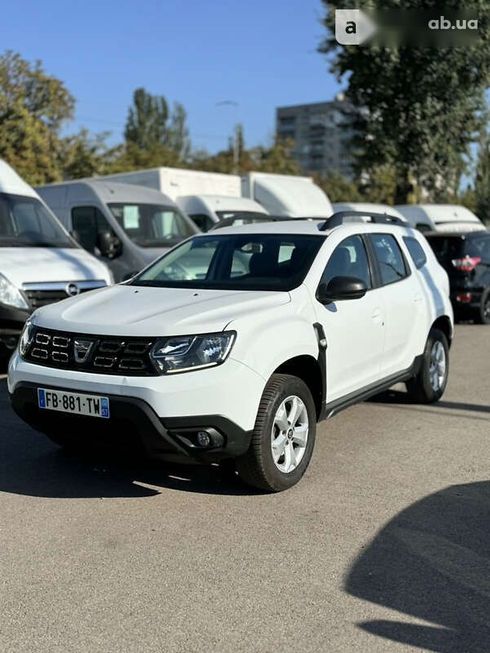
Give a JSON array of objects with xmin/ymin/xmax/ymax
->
[
  {"xmin": 236, "ymin": 373, "xmax": 316, "ymax": 492},
  {"xmin": 406, "ymin": 328, "xmax": 449, "ymax": 404},
  {"xmin": 475, "ymin": 289, "xmax": 490, "ymax": 325}
]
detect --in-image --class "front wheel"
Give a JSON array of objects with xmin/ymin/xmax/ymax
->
[
  {"xmin": 406, "ymin": 328, "xmax": 449, "ymax": 403},
  {"xmin": 236, "ymin": 374, "xmax": 316, "ymax": 492}
]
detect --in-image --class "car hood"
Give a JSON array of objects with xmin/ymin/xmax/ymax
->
[
  {"xmin": 33, "ymin": 284, "xmax": 291, "ymax": 336},
  {"xmin": 1, "ymin": 248, "xmax": 111, "ymax": 287}
]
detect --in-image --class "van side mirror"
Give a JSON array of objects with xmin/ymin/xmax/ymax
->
[
  {"xmin": 98, "ymin": 231, "xmax": 122, "ymax": 259},
  {"xmin": 317, "ymin": 276, "xmax": 367, "ymax": 304}
]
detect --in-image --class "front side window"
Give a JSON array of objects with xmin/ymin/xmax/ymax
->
[
  {"xmin": 108, "ymin": 203, "xmax": 194, "ymax": 247},
  {"xmin": 189, "ymin": 214, "xmax": 214, "ymax": 232},
  {"xmin": 370, "ymin": 233, "xmax": 409, "ymax": 285},
  {"xmin": 71, "ymin": 206, "xmax": 116, "ymax": 254},
  {"xmin": 0, "ymin": 193, "xmax": 74, "ymax": 248},
  {"xmin": 320, "ymin": 235, "xmax": 372, "ymax": 289},
  {"xmin": 132, "ymin": 233, "xmax": 324, "ymax": 291}
]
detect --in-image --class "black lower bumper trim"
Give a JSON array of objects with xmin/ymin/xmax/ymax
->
[{"xmin": 10, "ymin": 382, "xmax": 252, "ymax": 463}]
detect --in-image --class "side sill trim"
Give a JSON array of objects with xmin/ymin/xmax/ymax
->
[{"xmin": 324, "ymin": 354, "xmax": 423, "ymax": 419}]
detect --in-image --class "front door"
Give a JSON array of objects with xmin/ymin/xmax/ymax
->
[{"xmin": 313, "ymin": 234, "xmax": 386, "ymax": 403}]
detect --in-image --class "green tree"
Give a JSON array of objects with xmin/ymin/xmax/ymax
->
[
  {"xmin": 315, "ymin": 171, "xmax": 362, "ymax": 202},
  {"xmin": 474, "ymin": 129, "xmax": 490, "ymax": 223},
  {"xmin": 0, "ymin": 50, "xmax": 74, "ymax": 184},
  {"xmin": 124, "ymin": 87, "xmax": 169, "ymax": 150},
  {"xmin": 320, "ymin": 1, "xmax": 490, "ymax": 203},
  {"xmin": 124, "ymin": 88, "xmax": 191, "ymax": 160},
  {"xmin": 59, "ymin": 129, "xmax": 114, "ymax": 180}
]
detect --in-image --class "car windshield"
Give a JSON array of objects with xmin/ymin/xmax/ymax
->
[
  {"xmin": 108, "ymin": 202, "xmax": 195, "ymax": 247},
  {"xmin": 131, "ymin": 233, "xmax": 324, "ymax": 291},
  {"xmin": 0, "ymin": 193, "xmax": 75, "ymax": 248}
]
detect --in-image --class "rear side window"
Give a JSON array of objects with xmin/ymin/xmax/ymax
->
[
  {"xmin": 370, "ymin": 234, "xmax": 409, "ymax": 285},
  {"xmin": 403, "ymin": 236, "xmax": 427, "ymax": 269}
]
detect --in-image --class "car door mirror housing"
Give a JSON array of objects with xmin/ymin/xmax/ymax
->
[
  {"xmin": 98, "ymin": 231, "xmax": 122, "ymax": 259},
  {"xmin": 317, "ymin": 276, "xmax": 367, "ymax": 304}
]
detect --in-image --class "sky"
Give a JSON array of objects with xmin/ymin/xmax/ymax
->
[{"xmin": 0, "ymin": 0, "xmax": 342, "ymax": 153}]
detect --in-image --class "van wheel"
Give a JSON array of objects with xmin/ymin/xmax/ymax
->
[
  {"xmin": 406, "ymin": 328, "xmax": 449, "ymax": 403},
  {"xmin": 236, "ymin": 374, "xmax": 316, "ymax": 492},
  {"xmin": 476, "ymin": 289, "xmax": 490, "ymax": 324}
]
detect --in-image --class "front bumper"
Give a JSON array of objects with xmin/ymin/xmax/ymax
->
[
  {"xmin": 10, "ymin": 382, "xmax": 252, "ymax": 463},
  {"xmin": 8, "ymin": 353, "xmax": 266, "ymax": 462}
]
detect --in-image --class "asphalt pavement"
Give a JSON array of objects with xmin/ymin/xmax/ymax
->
[{"xmin": 0, "ymin": 324, "xmax": 489, "ymax": 653}]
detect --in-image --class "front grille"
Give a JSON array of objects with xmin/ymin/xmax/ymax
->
[
  {"xmin": 24, "ymin": 327, "xmax": 158, "ymax": 376},
  {"xmin": 24, "ymin": 286, "xmax": 100, "ymax": 309}
]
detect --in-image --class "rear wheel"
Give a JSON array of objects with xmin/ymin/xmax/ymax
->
[
  {"xmin": 476, "ymin": 289, "xmax": 490, "ymax": 325},
  {"xmin": 236, "ymin": 373, "xmax": 316, "ymax": 492},
  {"xmin": 406, "ymin": 328, "xmax": 449, "ymax": 403}
]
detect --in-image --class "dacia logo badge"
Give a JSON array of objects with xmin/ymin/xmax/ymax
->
[{"xmin": 73, "ymin": 339, "xmax": 93, "ymax": 363}]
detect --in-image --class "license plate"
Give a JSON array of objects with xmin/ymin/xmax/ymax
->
[{"xmin": 37, "ymin": 388, "xmax": 110, "ymax": 419}]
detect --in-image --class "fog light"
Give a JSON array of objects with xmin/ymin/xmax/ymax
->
[{"xmin": 197, "ymin": 431, "xmax": 211, "ymax": 447}]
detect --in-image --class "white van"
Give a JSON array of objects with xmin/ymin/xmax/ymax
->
[
  {"xmin": 333, "ymin": 202, "xmax": 407, "ymax": 222},
  {"xmin": 98, "ymin": 167, "xmax": 269, "ymax": 231},
  {"xmin": 242, "ymin": 172, "xmax": 333, "ymax": 218},
  {"xmin": 37, "ymin": 180, "xmax": 198, "ymax": 282},
  {"xmin": 176, "ymin": 195, "xmax": 268, "ymax": 232},
  {"xmin": 0, "ymin": 160, "xmax": 112, "ymax": 361},
  {"xmin": 395, "ymin": 204, "xmax": 486, "ymax": 233}
]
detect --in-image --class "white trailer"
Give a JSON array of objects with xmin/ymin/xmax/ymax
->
[
  {"xmin": 98, "ymin": 167, "xmax": 241, "ymax": 201},
  {"xmin": 242, "ymin": 172, "xmax": 333, "ymax": 218}
]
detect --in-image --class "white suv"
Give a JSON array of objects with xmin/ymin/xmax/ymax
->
[{"xmin": 8, "ymin": 212, "xmax": 453, "ymax": 492}]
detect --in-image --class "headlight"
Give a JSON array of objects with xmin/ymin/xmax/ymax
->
[
  {"xmin": 150, "ymin": 331, "xmax": 236, "ymax": 374},
  {"xmin": 19, "ymin": 319, "xmax": 34, "ymax": 357},
  {"xmin": 0, "ymin": 273, "xmax": 29, "ymax": 309}
]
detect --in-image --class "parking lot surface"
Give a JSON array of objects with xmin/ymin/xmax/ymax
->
[{"xmin": 0, "ymin": 324, "xmax": 489, "ymax": 653}]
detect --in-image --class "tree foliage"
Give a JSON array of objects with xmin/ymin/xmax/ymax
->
[
  {"xmin": 320, "ymin": 0, "xmax": 490, "ymax": 203},
  {"xmin": 474, "ymin": 128, "xmax": 490, "ymax": 222},
  {"xmin": 124, "ymin": 88, "xmax": 190, "ymax": 159},
  {"xmin": 0, "ymin": 51, "xmax": 74, "ymax": 183}
]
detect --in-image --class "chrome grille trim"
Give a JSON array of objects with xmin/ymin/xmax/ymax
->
[{"xmin": 24, "ymin": 327, "xmax": 158, "ymax": 376}]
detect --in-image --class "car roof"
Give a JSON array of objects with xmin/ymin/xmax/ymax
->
[{"xmin": 193, "ymin": 218, "xmax": 416, "ymax": 238}]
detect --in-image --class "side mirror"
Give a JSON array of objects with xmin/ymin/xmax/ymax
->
[
  {"xmin": 70, "ymin": 229, "xmax": 81, "ymax": 243},
  {"xmin": 98, "ymin": 231, "xmax": 122, "ymax": 259},
  {"xmin": 317, "ymin": 276, "xmax": 367, "ymax": 304}
]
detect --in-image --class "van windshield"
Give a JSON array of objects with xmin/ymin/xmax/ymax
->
[
  {"xmin": 108, "ymin": 203, "xmax": 195, "ymax": 247},
  {"xmin": 131, "ymin": 233, "xmax": 324, "ymax": 291},
  {"xmin": 0, "ymin": 193, "xmax": 75, "ymax": 248}
]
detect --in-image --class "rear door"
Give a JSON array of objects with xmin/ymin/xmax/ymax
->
[{"xmin": 367, "ymin": 232, "xmax": 425, "ymax": 377}]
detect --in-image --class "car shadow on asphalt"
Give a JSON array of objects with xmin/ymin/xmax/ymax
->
[
  {"xmin": 0, "ymin": 384, "xmax": 258, "ymax": 499},
  {"xmin": 346, "ymin": 481, "xmax": 490, "ymax": 653},
  {"xmin": 371, "ymin": 389, "xmax": 490, "ymax": 416}
]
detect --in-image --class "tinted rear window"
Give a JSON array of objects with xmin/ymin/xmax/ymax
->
[
  {"xmin": 426, "ymin": 236, "xmax": 464, "ymax": 261},
  {"xmin": 427, "ymin": 235, "xmax": 490, "ymax": 262}
]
